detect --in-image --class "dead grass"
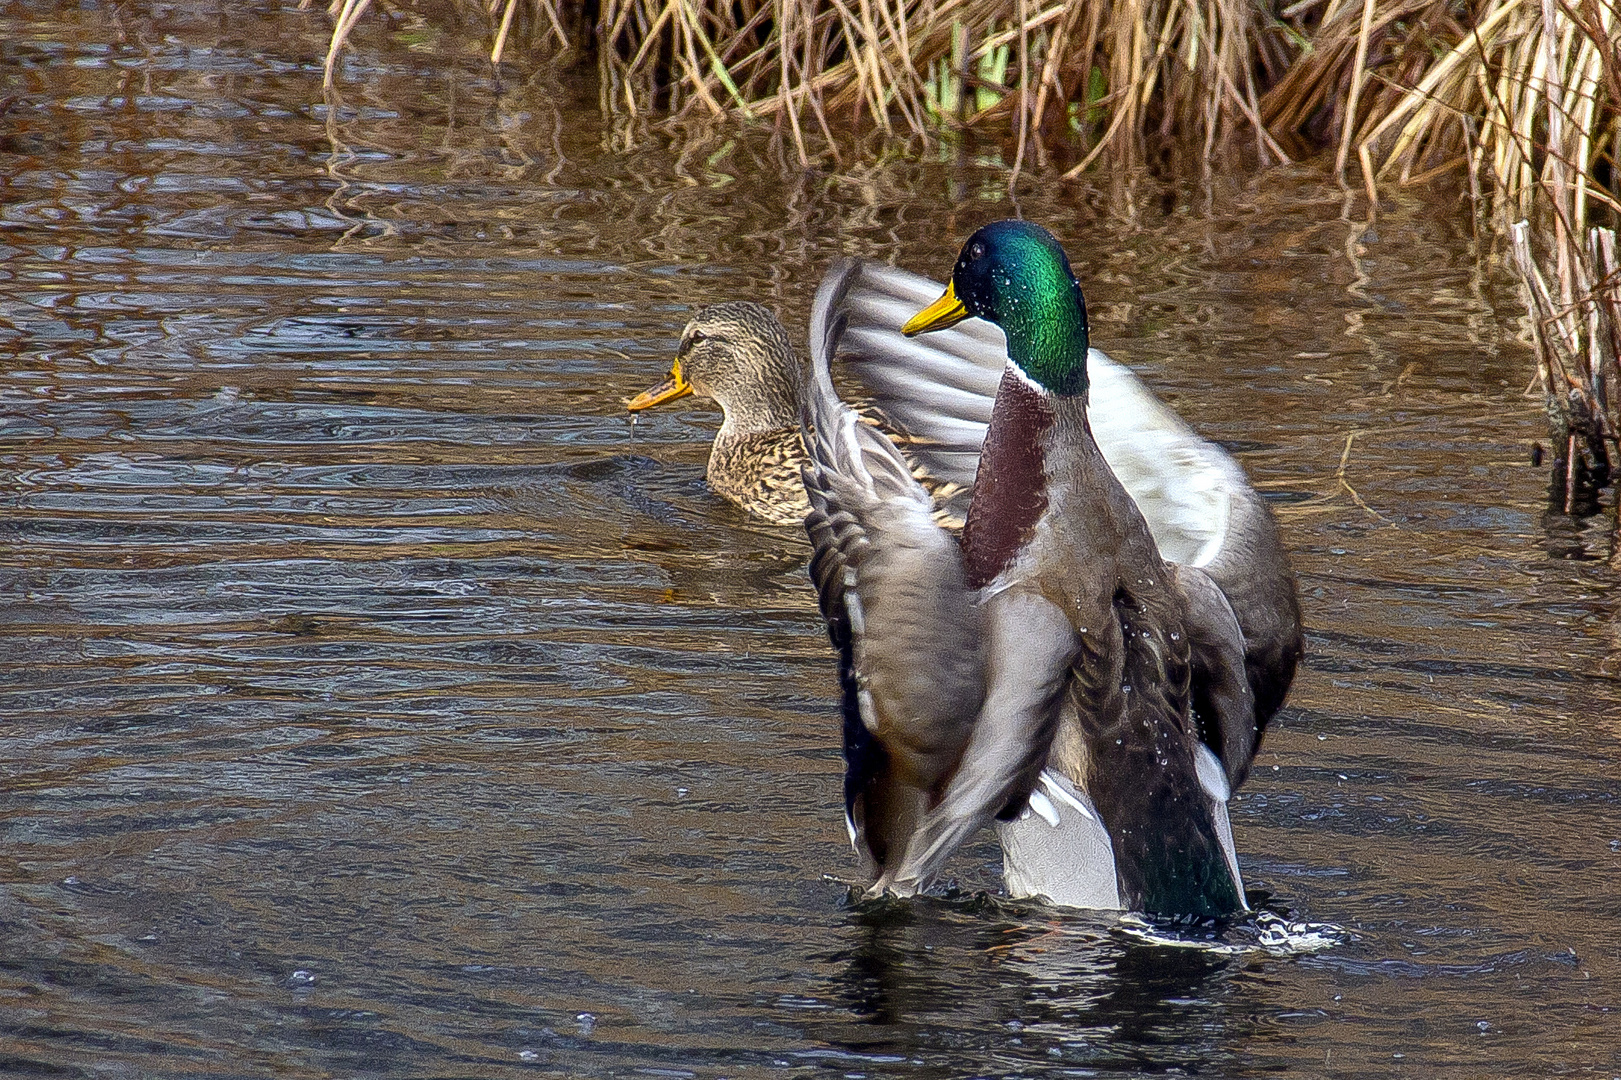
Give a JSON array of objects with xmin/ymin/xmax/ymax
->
[
  {"xmin": 1330, "ymin": 0, "xmax": 1621, "ymax": 502},
  {"xmin": 1269, "ymin": 0, "xmax": 1620, "ymax": 499},
  {"xmin": 308, "ymin": 0, "xmax": 1613, "ymax": 198},
  {"xmin": 310, "ymin": 0, "xmax": 1292, "ymax": 173}
]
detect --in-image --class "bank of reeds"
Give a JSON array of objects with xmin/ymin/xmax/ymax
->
[
  {"xmin": 1483, "ymin": 0, "xmax": 1621, "ymax": 512},
  {"xmin": 1311, "ymin": 0, "xmax": 1619, "ymax": 514},
  {"xmin": 313, "ymin": 0, "xmax": 1296, "ymax": 174},
  {"xmin": 314, "ymin": 0, "xmax": 1621, "ymax": 516},
  {"xmin": 1263, "ymin": 0, "xmax": 1620, "ymax": 510},
  {"xmin": 309, "ymin": 1, "xmax": 1615, "ymax": 195}
]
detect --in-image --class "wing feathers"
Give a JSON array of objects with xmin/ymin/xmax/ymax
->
[
  {"xmin": 805, "ymin": 257, "xmax": 1298, "ymax": 905},
  {"xmin": 1174, "ymin": 563, "xmax": 1259, "ymax": 790},
  {"xmin": 802, "ymin": 259, "xmax": 987, "ymax": 883},
  {"xmin": 838, "ymin": 260, "xmax": 1247, "ymax": 572},
  {"xmin": 882, "ymin": 590, "xmax": 1076, "ymax": 894},
  {"xmin": 836, "ymin": 257, "xmax": 1301, "ymax": 777}
]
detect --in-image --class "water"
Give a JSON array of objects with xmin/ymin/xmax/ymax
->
[{"xmin": 3, "ymin": 2, "xmax": 1619, "ymax": 1076}]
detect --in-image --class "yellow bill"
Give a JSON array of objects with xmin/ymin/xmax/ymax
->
[
  {"xmin": 627, "ymin": 358, "xmax": 694, "ymax": 411},
  {"xmin": 901, "ymin": 280, "xmax": 969, "ymax": 336}
]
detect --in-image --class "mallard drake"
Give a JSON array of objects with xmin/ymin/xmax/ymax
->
[
  {"xmin": 628, "ymin": 302, "xmax": 811, "ymax": 526},
  {"xmin": 801, "ymin": 222, "xmax": 1303, "ymax": 918},
  {"xmin": 827, "ymin": 258, "xmax": 1301, "ymax": 764}
]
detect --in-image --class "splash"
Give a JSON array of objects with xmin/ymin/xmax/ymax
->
[{"xmin": 1115, "ymin": 909, "xmax": 1346, "ymax": 957}]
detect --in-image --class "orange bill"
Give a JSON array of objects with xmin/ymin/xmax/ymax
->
[
  {"xmin": 901, "ymin": 280, "xmax": 969, "ymax": 336},
  {"xmin": 627, "ymin": 358, "xmax": 694, "ymax": 411}
]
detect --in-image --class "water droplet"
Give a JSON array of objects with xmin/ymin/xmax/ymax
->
[
  {"xmin": 577, "ymin": 1012, "xmax": 596, "ymax": 1036},
  {"xmin": 290, "ymin": 970, "xmax": 315, "ymax": 986},
  {"xmin": 519, "ymin": 1049, "xmax": 540, "ymax": 1062}
]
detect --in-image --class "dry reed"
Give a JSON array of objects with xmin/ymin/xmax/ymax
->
[
  {"xmin": 311, "ymin": 0, "xmax": 1293, "ymax": 172},
  {"xmin": 1265, "ymin": 0, "xmax": 1619, "ymax": 505},
  {"xmin": 1319, "ymin": 0, "xmax": 1620, "ymax": 506},
  {"xmin": 307, "ymin": 0, "xmax": 1617, "ymax": 193}
]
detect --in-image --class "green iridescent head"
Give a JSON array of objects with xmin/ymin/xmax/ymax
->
[{"xmin": 902, "ymin": 220, "xmax": 1090, "ymax": 396}]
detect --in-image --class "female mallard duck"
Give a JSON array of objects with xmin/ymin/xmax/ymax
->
[
  {"xmin": 627, "ymin": 302, "xmax": 811, "ymax": 526},
  {"xmin": 801, "ymin": 221, "xmax": 1303, "ymax": 918}
]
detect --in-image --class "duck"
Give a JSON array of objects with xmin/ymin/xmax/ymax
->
[
  {"xmin": 800, "ymin": 221, "xmax": 1303, "ymax": 918},
  {"xmin": 627, "ymin": 301, "xmax": 811, "ymax": 526},
  {"xmin": 825, "ymin": 256, "xmax": 1302, "ymax": 766}
]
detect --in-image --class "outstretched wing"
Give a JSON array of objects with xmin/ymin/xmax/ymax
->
[
  {"xmin": 833, "ymin": 261, "xmax": 1002, "ymax": 522},
  {"xmin": 801, "ymin": 259, "xmax": 986, "ymax": 883},
  {"xmin": 835, "ymin": 260, "xmax": 1236, "ymax": 562},
  {"xmin": 835, "ymin": 259, "xmax": 1301, "ymax": 771},
  {"xmin": 884, "ymin": 587, "xmax": 1078, "ymax": 895},
  {"xmin": 1174, "ymin": 563, "xmax": 1259, "ymax": 790}
]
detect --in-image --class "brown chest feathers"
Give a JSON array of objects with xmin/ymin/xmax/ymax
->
[
  {"xmin": 707, "ymin": 427, "xmax": 811, "ymax": 526},
  {"xmin": 962, "ymin": 368, "xmax": 1055, "ymax": 589}
]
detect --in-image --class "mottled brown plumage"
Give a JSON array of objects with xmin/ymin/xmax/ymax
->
[{"xmin": 705, "ymin": 427, "xmax": 810, "ymax": 526}]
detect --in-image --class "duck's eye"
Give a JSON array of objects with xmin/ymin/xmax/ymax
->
[
  {"xmin": 968, "ymin": 241, "xmax": 986, "ymax": 261},
  {"xmin": 689, "ymin": 330, "xmax": 707, "ymax": 344}
]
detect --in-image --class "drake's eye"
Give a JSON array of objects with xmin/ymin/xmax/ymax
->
[{"xmin": 969, "ymin": 241, "xmax": 986, "ymax": 261}]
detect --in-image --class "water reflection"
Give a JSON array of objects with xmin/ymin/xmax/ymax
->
[{"xmin": 812, "ymin": 899, "xmax": 1334, "ymax": 1072}]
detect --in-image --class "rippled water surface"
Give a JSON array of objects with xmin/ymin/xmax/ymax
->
[{"xmin": 3, "ymin": 3, "xmax": 1620, "ymax": 1076}]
